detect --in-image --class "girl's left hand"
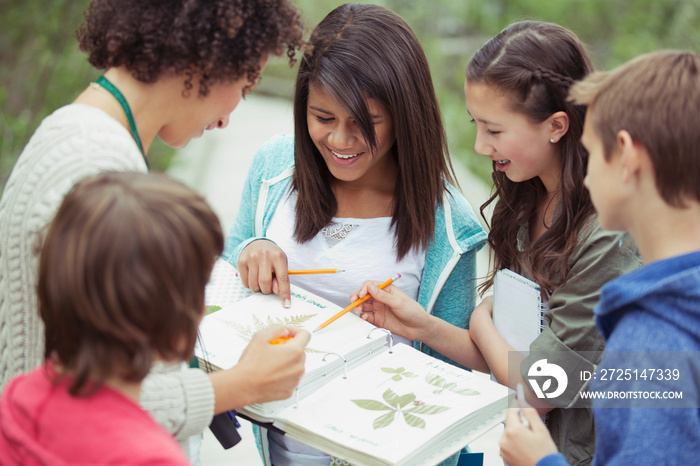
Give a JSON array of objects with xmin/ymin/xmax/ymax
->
[{"xmin": 499, "ymin": 406, "xmax": 558, "ymax": 466}]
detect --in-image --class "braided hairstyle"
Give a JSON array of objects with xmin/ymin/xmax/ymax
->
[{"xmin": 467, "ymin": 20, "xmax": 594, "ymax": 294}]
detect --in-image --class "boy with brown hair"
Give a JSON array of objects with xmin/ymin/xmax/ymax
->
[
  {"xmin": 0, "ymin": 172, "xmax": 308, "ymax": 465},
  {"xmin": 499, "ymin": 49, "xmax": 700, "ymax": 465}
]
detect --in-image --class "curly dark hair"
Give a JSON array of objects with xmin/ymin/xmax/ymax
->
[{"xmin": 76, "ymin": 0, "xmax": 305, "ymax": 97}]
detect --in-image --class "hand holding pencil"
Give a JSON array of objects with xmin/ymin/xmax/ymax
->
[
  {"xmin": 237, "ymin": 239, "xmax": 345, "ymax": 308},
  {"xmin": 313, "ymin": 274, "xmax": 401, "ymax": 333},
  {"xmin": 349, "ymin": 277, "xmax": 434, "ymax": 341}
]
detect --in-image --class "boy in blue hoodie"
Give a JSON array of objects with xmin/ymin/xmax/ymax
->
[{"xmin": 499, "ymin": 50, "xmax": 700, "ymax": 466}]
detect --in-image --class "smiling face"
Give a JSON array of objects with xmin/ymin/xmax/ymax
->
[
  {"xmin": 306, "ymin": 84, "xmax": 397, "ymax": 185},
  {"xmin": 158, "ymin": 56, "xmax": 268, "ymax": 148},
  {"xmin": 464, "ymin": 80, "xmax": 562, "ymax": 191}
]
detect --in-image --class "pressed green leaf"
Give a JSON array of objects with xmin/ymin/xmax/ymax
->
[
  {"xmin": 233, "ymin": 313, "xmax": 319, "ymax": 344},
  {"xmin": 425, "ymin": 374, "xmax": 446, "ymax": 387},
  {"xmin": 205, "ymin": 305, "xmax": 221, "ymax": 315},
  {"xmin": 373, "ymin": 411, "xmax": 397, "ymax": 429},
  {"xmin": 382, "ymin": 388, "xmax": 401, "ymax": 406},
  {"xmin": 383, "ymin": 366, "xmax": 417, "ymax": 381},
  {"xmin": 281, "ymin": 313, "xmax": 318, "ymax": 327},
  {"xmin": 402, "ymin": 412, "xmax": 426, "ymax": 429},
  {"xmin": 425, "ymin": 373, "xmax": 480, "ymax": 396},
  {"xmin": 381, "ymin": 389, "xmax": 416, "ymax": 409},
  {"xmin": 382, "ymin": 389, "xmax": 416, "ymax": 408},
  {"xmin": 351, "ymin": 400, "xmax": 392, "ymax": 411},
  {"xmin": 396, "ymin": 393, "xmax": 416, "ymax": 409},
  {"xmin": 452, "ymin": 388, "xmax": 480, "ymax": 396},
  {"xmin": 406, "ymin": 404, "xmax": 450, "ymax": 415}
]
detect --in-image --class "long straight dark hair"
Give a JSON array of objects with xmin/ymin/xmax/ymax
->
[
  {"xmin": 292, "ymin": 3, "xmax": 455, "ymax": 260},
  {"xmin": 467, "ymin": 20, "xmax": 595, "ymax": 294}
]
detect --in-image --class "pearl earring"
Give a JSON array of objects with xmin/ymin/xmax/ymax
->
[{"xmin": 550, "ymin": 138, "xmax": 556, "ymax": 143}]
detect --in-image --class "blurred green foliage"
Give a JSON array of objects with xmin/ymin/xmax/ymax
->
[
  {"xmin": 2, "ymin": 0, "xmax": 700, "ymax": 193},
  {"xmin": 267, "ymin": 0, "xmax": 700, "ymax": 183},
  {"xmin": 0, "ymin": 0, "xmax": 174, "ymax": 190}
]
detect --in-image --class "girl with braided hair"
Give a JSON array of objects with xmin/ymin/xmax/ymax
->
[{"xmin": 353, "ymin": 21, "xmax": 642, "ymax": 465}]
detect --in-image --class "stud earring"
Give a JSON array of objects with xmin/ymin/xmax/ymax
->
[{"xmin": 550, "ymin": 138, "xmax": 556, "ymax": 143}]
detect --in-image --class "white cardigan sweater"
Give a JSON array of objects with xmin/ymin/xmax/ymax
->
[{"xmin": 0, "ymin": 104, "xmax": 215, "ymax": 455}]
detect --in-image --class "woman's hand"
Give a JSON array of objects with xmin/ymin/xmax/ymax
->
[
  {"xmin": 211, "ymin": 325, "xmax": 310, "ymax": 411},
  {"xmin": 350, "ymin": 280, "xmax": 432, "ymax": 341},
  {"xmin": 237, "ymin": 239, "xmax": 292, "ymax": 307},
  {"xmin": 235, "ymin": 326, "xmax": 310, "ymax": 404},
  {"xmin": 499, "ymin": 405, "xmax": 558, "ymax": 466}
]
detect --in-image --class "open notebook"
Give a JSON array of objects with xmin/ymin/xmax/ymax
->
[
  {"xmin": 197, "ymin": 260, "xmax": 511, "ymax": 465},
  {"xmin": 196, "ymin": 260, "xmax": 389, "ymax": 423},
  {"xmin": 274, "ymin": 342, "xmax": 510, "ymax": 466},
  {"xmin": 493, "ymin": 268, "xmax": 549, "ymax": 354}
]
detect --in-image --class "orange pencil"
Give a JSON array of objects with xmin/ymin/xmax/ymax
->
[
  {"xmin": 269, "ymin": 335, "xmax": 294, "ymax": 344},
  {"xmin": 312, "ymin": 274, "xmax": 401, "ymax": 333}
]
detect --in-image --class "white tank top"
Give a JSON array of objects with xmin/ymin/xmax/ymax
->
[
  {"xmin": 266, "ymin": 189, "xmax": 425, "ymax": 310},
  {"xmin": 265, "ymin": 188, "xmax": 426, "ymax": 464}
]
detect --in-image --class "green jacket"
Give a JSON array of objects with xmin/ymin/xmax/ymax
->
[{"xmin": 520, "ymin": 216, "xmax": 643, "ymax": 465}]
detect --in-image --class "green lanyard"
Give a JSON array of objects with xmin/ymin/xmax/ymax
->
[{"xmin": 94, "ymin": 76, "xmax": 149, "ymax": 170}]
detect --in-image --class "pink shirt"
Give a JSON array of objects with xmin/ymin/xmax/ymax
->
[{"xmin": 0, "ymin": 364, "xmax": 190, "ymax": 465}]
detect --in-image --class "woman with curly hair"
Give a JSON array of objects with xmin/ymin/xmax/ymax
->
[{"xmin": 0, "ymin": 0, "xmax": 308, "ymax": 461}]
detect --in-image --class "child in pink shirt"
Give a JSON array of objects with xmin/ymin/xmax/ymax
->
[{"xmin": 0, "ymin": 172, "xmax": 223, "ymax": 465}]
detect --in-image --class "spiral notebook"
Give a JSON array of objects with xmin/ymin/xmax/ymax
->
[
  {"xmin": 196, "ymin": 260, "xmax": 511, "ymax": 465},
  {"xmin": 195, "ymin": 260, "xmax": 390, "ymax": 423},
  {"xmin": 275, "ymin": 342, "xmax": 510, "ymax": 466},
  {"xmin": 493, "ymin": 269, "xmax": 549, "ymax": 354}
]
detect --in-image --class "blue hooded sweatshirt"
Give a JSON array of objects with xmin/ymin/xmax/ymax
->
[{"xmin": 538, "ymin": 250, "xmax": 700, "ymax": 466}]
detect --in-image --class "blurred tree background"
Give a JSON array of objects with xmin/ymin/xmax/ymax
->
[{"xmin": 2, "ymin": 0, "xmax": 700, "ymax": 193}]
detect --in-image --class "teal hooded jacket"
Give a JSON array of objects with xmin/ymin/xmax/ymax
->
[{"xmin": 222, "ymin": 134, "xmax": 487, "ymax": 368}]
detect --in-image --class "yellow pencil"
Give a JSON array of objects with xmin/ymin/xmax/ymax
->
[
  {"xmin": 313, "ymin": 274, "xmax": 401, "ymax": 333},
  {"xmin": 235, "ymin": 269, "xmax": 345, "ymax": 277},
  {"xmin": 288, "ymin": 269, "xmax": 345, "ymax": 275}
]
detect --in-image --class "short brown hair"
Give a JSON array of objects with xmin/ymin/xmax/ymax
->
[
  {"xmin": 39, "ymin": 172, "xmax": 224, "ymax": 395},
  {"xmin": 292, "ymin": 3, "xmax": 455, "ymax": 260},
  {"xmin": 570, "ymin": 50, "xmax": 700, "ymax": 207},
  {"xmin": 76, "ymin": 0, "xmax": 305, "ymax": 97}
]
